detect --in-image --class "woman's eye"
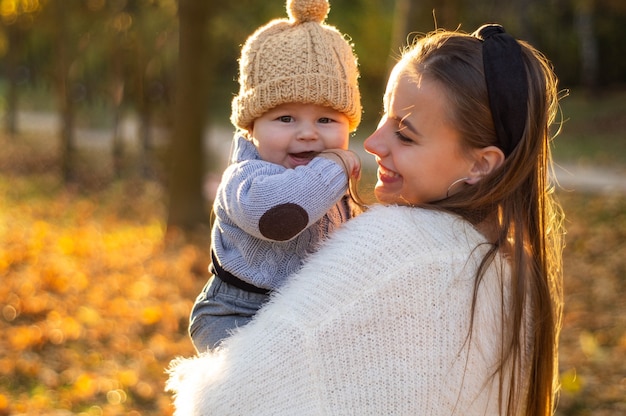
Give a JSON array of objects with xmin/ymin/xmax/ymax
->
[{"xmin": 394, "ymin": 130, "xmax": 413, "ymax": 143}]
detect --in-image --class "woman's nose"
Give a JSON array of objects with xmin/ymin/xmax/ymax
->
[{"xmin": 364, "ymin": 125, "xmax": 385, "ymax": 156}]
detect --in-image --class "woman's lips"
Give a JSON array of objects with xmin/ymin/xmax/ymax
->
[{"xmin": 377, "ymin": 164, "xmax": 400, "ymax": 182}]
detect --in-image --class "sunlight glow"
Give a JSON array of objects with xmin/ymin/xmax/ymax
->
[{"xmin": 0, "ymin": 0, "xmax": 44, "ymax": 23}]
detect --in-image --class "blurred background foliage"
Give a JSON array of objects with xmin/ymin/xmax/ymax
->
[
  {"xmin": 0, "ymin": 0, "xmax": 624, "ymax": 231},
  {"xmin": 1, "ymin": 1, "xmax": 625, "ymax": 414},
  {"xmin": 2, "ymin": 0, "xmax": 625, "ymax": 126}
]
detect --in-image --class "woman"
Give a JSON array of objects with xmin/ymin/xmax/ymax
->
[{"xmin": 167, "ymin": 25, "xmax": 564, "ymax": 416}]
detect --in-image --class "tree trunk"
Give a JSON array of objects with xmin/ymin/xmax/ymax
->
[
  {"xmin": 138, "ymin": 104, "xmax": 152, "ymax": 178},
  {"xmin": 53, "ymin": 0, "xmax": 77, "ymax": 183},
  {"xmin": 133, "ymin": 40, "xmax": 155, "ymax": 180},
  {"xmin": 111, "ymin": 48, "xmax": 125, "ymax": 179},
  {"xmin": 166, "ymin": 0, "xmax": 212, "ymax": 233},
  {"xmin": 575, "ymin": 0, "xmax": 599, "ymax": 92},
  {"xmin": 4, "ymin": 25, "xmax": 21, "ymax": 136}
]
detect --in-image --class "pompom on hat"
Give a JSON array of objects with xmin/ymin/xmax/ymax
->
[{"xmin": 231, "ymin": 0, "xmax": 362, "ymax": 132}]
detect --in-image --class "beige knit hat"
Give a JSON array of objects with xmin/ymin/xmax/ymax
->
[{"xmin": 231, "ymin": 0, "xmax": 362, "ymax": 132}]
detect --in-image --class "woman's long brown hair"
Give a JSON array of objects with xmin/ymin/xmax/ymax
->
[{"xmin": 401, "ymin": 31, "xmax": 565, "ymax": 415}]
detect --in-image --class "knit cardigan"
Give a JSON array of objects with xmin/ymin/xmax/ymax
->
[{"xmin": 167, "ymin": 205, "xmax": 526, "ymax": 415}]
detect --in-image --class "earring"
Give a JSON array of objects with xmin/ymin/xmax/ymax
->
[{"xmin": 446, "ymin": 177, "xmax": 469, "ymax": 198}]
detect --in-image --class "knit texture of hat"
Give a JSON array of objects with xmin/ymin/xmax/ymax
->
[{"xmin": 231, "ymin": 0, "xmax": 362, "ymax": 132}]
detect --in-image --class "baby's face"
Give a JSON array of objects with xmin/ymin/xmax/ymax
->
[{"xmin": 248, "ymin": 103, "xmax": 350, "ymax": 169}]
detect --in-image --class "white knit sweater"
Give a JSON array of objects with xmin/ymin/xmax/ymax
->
[{"xmin": 167, "ymin": 205, "xmax": 523, "ymax": 415}]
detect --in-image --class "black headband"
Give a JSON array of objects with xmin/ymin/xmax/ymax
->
[{"xmin": 475, "ymin": 24, "xmax": 528, "ymax": 157}]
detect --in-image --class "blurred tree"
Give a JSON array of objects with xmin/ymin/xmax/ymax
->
[
  {"xmin": 124, "ymin": 0, "xmax": 177, "ymax": 178},
  {"xmin": 166, "ymin": 0, "xmax": 212, "ymax": 232},
  {"xmin": 593, "ymin": 0, "xmax": 626, "ymax": 87},
  {"xmin": 0, "ymin": 0, "xmax": 45, "ymax": 136},
  {"xmin": 575, "ymin": 0, "xmax": 599, "ymax": 91},
  {"xmin": 33, "ymin": 0, "xmax": 107, "ymax": 183},
  {"xmin": 50, "ymin": 0, "xmax": 77, "ymax": 182},
  {"xmin": 103, "ymin": 0, "xmax": 134, "ymax": 178}
]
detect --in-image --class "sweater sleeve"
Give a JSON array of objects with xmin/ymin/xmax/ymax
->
[{"xmin": 215, "ymin": 156, "xmax": 349, "ymax": 242}]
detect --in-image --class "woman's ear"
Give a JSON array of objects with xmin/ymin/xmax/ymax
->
[{"xmin": 466, "ymin": 146, "xmax": 505, "ymax": 185}]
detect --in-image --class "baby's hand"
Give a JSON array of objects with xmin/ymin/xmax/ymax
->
[{"xmin": 319, "ymin": 149, "xmax": 361, "ymax": 179}]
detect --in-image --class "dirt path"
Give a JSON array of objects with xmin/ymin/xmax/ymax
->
[{"xmin": 551, "ymin": 163, "xmax": 626, "ymax": 194}]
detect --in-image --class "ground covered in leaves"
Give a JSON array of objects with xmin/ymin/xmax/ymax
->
[
  {"xmin": 556, "ymin": 192, "xmax": 626, "ymax": 415},
  {"xmin": 0, "ymin": 138, "xmax": 206, "ymax": 415},
  {"xmin": 1, "ymin": 136, "xmax": 625, "ymax": 415}
]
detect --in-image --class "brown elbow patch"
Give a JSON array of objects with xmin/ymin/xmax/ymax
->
[{"xmin": 259, "ymin": 203, "xmax": 309, "ymax": 241}]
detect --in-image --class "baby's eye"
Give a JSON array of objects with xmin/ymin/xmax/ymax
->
[
  {"xmin": 278, "ymin": 115, "xmax": 294, "ymax": 122},
  {"xmin": 318, "ymin": 117, "xmax": 333, "ymax": 124}
]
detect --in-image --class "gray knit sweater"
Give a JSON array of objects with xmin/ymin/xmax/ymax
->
[{"xmin": 211, "ymin": 135, "xmax": 358, "ymax": 290}]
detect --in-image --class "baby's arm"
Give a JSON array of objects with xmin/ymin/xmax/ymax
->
[{"xmin": 217, "ymin": 157, "xmax": 351, "ymax": 241}]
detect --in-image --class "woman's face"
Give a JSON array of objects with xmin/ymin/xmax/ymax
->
[{"xmin": 364, "ymin": 65, "xmax": 475, "ymax": 205}]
